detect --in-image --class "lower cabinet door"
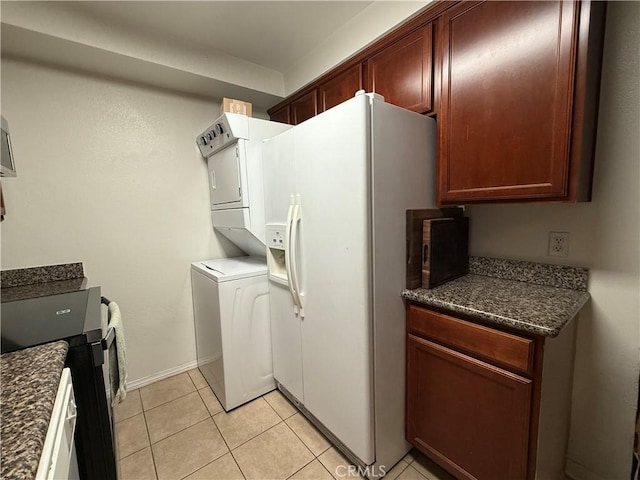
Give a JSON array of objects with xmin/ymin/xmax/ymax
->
[{"xmin": 407, "ymin": 334, "xmax": 532, "ymax": 480}]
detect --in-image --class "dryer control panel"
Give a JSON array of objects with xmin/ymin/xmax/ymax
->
[{"xmin": 197, "ymin": 113, "xmax": 250, "ymax": 158}]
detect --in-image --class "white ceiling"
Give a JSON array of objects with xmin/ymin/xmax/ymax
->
[
  {"xmin": 1, "ymin": 1, "xmax": 429, "ymax": 108},
  {"xmin": 59, "ymin": 1, "xmax": 373, "ymax": 72}
]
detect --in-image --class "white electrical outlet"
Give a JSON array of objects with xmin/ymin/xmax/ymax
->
[{"xmin": 548, "ymin": 232, "xmax": 570, "ymax": 257}]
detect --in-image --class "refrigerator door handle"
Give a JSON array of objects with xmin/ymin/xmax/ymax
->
[
  {"xmin": 290, "ymin": 200, "xmax": 304, "ymax": 317},
  {"xmin": 285, "ymin": 201, "xmax": 301, "ymax": 313}
]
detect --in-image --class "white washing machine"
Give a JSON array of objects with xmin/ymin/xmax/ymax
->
[{"xmin": 191, "ymin": 256, "xmax": 275, "ymax": 411}]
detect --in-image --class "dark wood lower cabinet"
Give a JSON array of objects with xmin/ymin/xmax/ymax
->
[
  {"xmin": 407, "ymin": 335, "xmax": 531, "ymax": 480},
  {"xmin": 406, "ymin": 303, "xmax": 578, "ymax": 480}
]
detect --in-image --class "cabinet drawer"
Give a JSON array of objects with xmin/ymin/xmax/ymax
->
[{"xmin": 407, "ymin": 304, "xmax": 534, "ymax": 375}]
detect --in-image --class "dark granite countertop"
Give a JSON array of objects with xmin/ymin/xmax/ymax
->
[
  {"xmin": 1, "ymin": 263, "xmax": 86, "ymax": 303},
  {"xmin": 1, "ymin": 277, "xmax": 88, "ymax": 303},
  {"xmin": 0, "ymin": 341, "xmax": 69, "ymax": 480},
  {"xmin": 402, "ymin": 257, "xmax": 590, "ymax": 337}
]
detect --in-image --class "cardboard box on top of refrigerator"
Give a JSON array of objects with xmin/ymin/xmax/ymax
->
[{"xmin": 221, "ymin": 98, "xmax": 253, "ymax": 117}]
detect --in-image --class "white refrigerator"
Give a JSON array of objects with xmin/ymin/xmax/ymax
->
[{"xmin": 262, "ymin": 92, "xmax": 436, "ymax": 475}]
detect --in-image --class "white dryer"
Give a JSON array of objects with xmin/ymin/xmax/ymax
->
[
  {"xmin": 196, "ymin": 114, "xmax": 291, "ymax": 257},
  {"xmin": 190, "ymin": 256, "xmax": 274, "ymax": 411}
]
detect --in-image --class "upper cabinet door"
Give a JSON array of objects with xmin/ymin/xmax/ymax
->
[
  {"xmin": 437, "ymin": 1, "xmax": 582, "ymax": 204},
  {"xmin": 366, "ymin": 24, "xmax": 434, "ymax": 114},
  {"xmin": 291, "ymin": 90, "xmax": 318, "ymax": 125},
  {"xmin": 319, "ymin": 64, "xmax": 363, "ymax": 113},
  {"xmin": 269, "ymin": 105, "xmax": 291, "ymax": 125}
]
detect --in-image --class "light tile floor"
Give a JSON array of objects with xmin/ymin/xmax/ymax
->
[{"xmin": 113, "ymin": 370, "xmax": 456, "ymax": 480}]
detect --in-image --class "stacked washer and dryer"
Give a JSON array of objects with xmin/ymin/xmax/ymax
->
[{"xmin": 191, "ymin": 114, "xmax": 290, "ymax": 411}]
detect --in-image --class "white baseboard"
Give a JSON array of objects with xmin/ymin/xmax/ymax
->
[
  {"xmin": 127, "ymin": 360, "xmax": 199, "ymax": 391},
  {"xmin": 565, "ymin": 458, "xmax": 609, "ymax": 480}
]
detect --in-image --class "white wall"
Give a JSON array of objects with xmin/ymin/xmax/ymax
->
[
  {"xmin": 0, "ymin": 58, "xmax": 245, "ymax": 383},
  {"xmin": 465, "ymin": 3, "xmax": 640, "ymax": 479}
]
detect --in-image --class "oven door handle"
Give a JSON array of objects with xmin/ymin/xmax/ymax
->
[
  {"xmin": 101, "ymin": 327, "xmax": 115, "ymax": 351},
  {"xmin": 100, "ymin": 295, "xmax": 115, "ymax": 351},
  {"xmin": 91, "ymin": 325, "xmax": 114, "ymax": 368}
]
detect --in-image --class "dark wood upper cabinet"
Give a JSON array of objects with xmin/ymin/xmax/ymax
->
[
  {"xmin": 437, "ymin": 1, "xmax": 606, "ymax": 204},
  {"xmin": 267, "ymin": 1, "xmax": 605, "ymax": 205},
  {"xmin": 269, "ymin": 105, "xmax": 291, "ymax": 125},
  {"xmin": 318, "ymin": 64, "xmax": 363, "ymax": 113},
  {"xmin": 365, "ymin": 24, "xmax": 433, "ymax": 114},
  {"xmin": 290, "ymin": 90, "xmax": 318, "ymax": 125}
]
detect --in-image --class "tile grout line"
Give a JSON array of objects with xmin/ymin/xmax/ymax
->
[
  {"xmin": 264, "ymin": 393, "xmax": 336, "ymax": 469},
  {"xmin": 214, "ymin": 395, "xmax": 297, "ymax": 478},
  {"xmin": 174, "ymin": 424, "xmax": 228, "ymax": 480},
  {"xmin": 133, "ymin": 373, "xmax": 348, "ymax": 480},
  {"xmin": 143, "ymin": 389, "xmax": 202, "ymax": 416},
  {"xmin": 388, "ymin": 461, "xmax": 410, "ymax": 480},
  {"xmin": 140, "ymin": 396, "xmax": 160, "ymax": 480},
  {"xmin": 118, "ymin": 372, "xmax": 217, "ymax": 478},
  {"xmin": 317, "ymin": 458, "xmax": 338, "ymax": 480},
  {"xmin": 263, "ymin": 392, "xmax": 297, "ymax": 421},
  {"xmin": 115, "ymin": 413, "xmax": 154, "ymax": 463},
  {"xmin": 139, "ymin": 372, "xmax": 198, "ymax": 412},
  {"xmin": 193, "ymin": 382, "xmax": 248, "ymax": 480},
  {"xmin": 133, "ymin": 384, "xmax": 170, "ymax": 479},
  {"xmin": 279, "ymin": 420, "xmax": 316, "ymax": 459},
  {"xmin": 143, "ymin": 392, "xmax": 209, "ymax": 445},
  {"xmin": 225, "ymin": 414, "xmax": 285, "ymax": 452},
  {"xmin": 283, "ymin": 414, "xmax": 331, "ymax": 459},
  {"xmin": 114, "ymin": 392, "xmax": 147, "ymax": 463},
  {"xmin": 141, "ymin": 388, "xmax": 198, "ymax": 412},
  {"xmin": 118, "ymin": 412, "xmax": 210, "ymax": 460},
  {"xmin": 130, "ymin": 382, "xmax": 373, "ymax": 480},
  {"xmin": 205, "ymin": 405, "xmax": 246, "ymax": 480},
  {"xmin": 284, "ymin": 456, "xmax": 319, "ymax": 480},
  {"xmin": 173, "ymin": 373, "xmax": 230, "ymax": 480},
  {"xmin": 196, "ymin": 386, "xmax": 224, "ymax": 416},
  {"xmin": 150, "ymin": 372, "xmax": 207, "ymax": 480},
  {"xmin": 230, "ymin": 420, "xmax": 315, "ymax": 480}
]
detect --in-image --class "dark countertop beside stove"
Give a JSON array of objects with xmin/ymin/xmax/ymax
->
[
  {"xmin": 1, "ymin": 263, "xmax": 87, "ymax": 303},
  {"xmin": 0, "ymin": 341, "xmax": 69, "ymax": 480},
  {"xmin": 0, "ymin": 263, "xmax": 87, "ymax": 479}
]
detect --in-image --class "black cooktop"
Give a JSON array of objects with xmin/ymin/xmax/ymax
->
[{"xmin": 1, "ymin": 286, "xmax": 102, "ymax": 353}]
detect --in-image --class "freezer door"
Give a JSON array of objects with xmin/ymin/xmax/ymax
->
[
  {"xmin": 292, "ymin": 94, "xmax": 375, "ymax": 465},
  {"xmin": 207, "ymin": 143, "xmax": 243, "ymax": 208},
  {"xmin": 262, "ymin": 130, "xmax": 305, "ymax": 403},
  {"xmin": 263, "ymin": 133, "xmax": 296, "ymax": 225}
]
